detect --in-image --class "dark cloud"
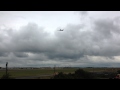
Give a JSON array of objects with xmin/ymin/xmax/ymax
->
[
  {"xmin": 13, "ymin": 52, "xmax": 29, "ymax": 58},
  {"xmin": 0, "ymin": 52, "xmax": 9, "ymax": 57},
  {"xmin": 79, "ymin": 11, "xmax": 88, "ymax": 16},
  {"xmin": 93, "ymin": 19, "xmax": 120, "ymax": 39},
  {"xmin": 1, "ymin": 16, "xmax": 120, "ymax": 67}
]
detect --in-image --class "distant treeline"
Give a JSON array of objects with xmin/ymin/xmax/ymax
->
[{"xmin": 51, "ymin": 69, "xmax": 119, "ymax": 79}]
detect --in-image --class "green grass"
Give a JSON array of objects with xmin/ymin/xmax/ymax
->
[
  {"xmin": 0, "ymin": 68, "xmax": 77, "ymax": 78},
  {"xmin": 0, "ymin": 67, "xmax": 119, "ymax": 79}
]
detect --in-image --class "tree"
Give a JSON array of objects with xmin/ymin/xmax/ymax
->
[
  {"xmin": 117, "ymin": 70, "xmax": 120, "ymax": 74},
  {"xmin": 51, "ymin": 72, "xmax": 67, "ymax": 79},
  {"xmin": 74, "ymin": 69, "xmax": 95, "ymax": 79},
  {"xmin": 51, "ymin": 69, "xmax": 96, "ymax": 79}
]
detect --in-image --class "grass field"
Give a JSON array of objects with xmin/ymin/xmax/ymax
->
[
  {"xmin": 0, "ymin": 67, "xmax": 120, "ymax": 79},
  {"xmin": 0, "ymin": 68, "xmax": 77, "ymax": 79}
]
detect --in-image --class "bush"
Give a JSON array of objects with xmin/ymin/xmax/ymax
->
[
  {"xmin": 52, "ymin": 69, "xmax": 96, "ymax": 79},
  {"xmin": 74, "ymin": 69, "xmax": 95, "ymax": 79},
  {"xmin": 117, "ymin": 70, "xmax": 120, "ymax": 74},
  {"xmin": 1, "ymin": 73, "xmax": 14, "ymax": 79},
  {"xmin": 51, "ymin": 72, "xmax": 68, "ymax": 79}
]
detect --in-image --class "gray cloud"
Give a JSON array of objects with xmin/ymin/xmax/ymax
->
[
  {"xmin": 0, "ymin": 52, "xmax": 9, "ymax": 57},
  {"xmin": 1, "ymin": 15, "xmax": 120, "ymax": 67},
  {"xmin": 79, "ymin": 11, "xmax": 88, "ymax": 16},
  {"xmin": 13, "ymin": 52, "xmax": 29, "ymax": 58}
]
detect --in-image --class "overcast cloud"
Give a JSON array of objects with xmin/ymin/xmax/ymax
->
[{"xmin": 0, "ymin": 11, "xmax": 120, "ymax": 67}]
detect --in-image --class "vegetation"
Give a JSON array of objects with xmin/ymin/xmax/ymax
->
[
  {"xmin": 1, "ymin": 73, "xmax": 14, "ymax": 79},
  {"xmin": 51, "ymin": 69, "xmax": 118, "ymax": 79},
  {"xmin": 117, "ymin": 70, "xmax": 120, "ymax": 74},
  {"xmin": 74, "ymin": 69, "xmax": 95, "ymax": 79},
  {"xmin": 0, "ymin": 68, "xmax": 77, "ymax": 79},
  {"xmin": 0, "ymin": 67, "xmax": 119, "ymax": 79},
  {"xmin": 52, "ymin": 69, "xmax": 96, "ymax": 79}
]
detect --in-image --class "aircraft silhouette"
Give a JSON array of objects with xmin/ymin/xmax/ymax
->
[{"xmin": 58, "ymin": 29, "xmax": 64, "ymax": 31}]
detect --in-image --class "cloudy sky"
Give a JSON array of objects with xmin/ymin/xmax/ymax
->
[{"xmin": 1, "ymin": 11, "xmax": 120, "ymax": 67}]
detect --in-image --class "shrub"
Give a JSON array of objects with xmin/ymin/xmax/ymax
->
[
  {"xmin": 117, "ymin": 70, "xmax": 120, "ymax": 74},
  {"xmin": 74, "ymin": 69, "xmax": 95, "ymax": 79},
  {"xmin": 52, "ymin": 69, "xmax": 96, "ymax": 79},
  {"xmin": 1, "ymin": 73, "xmax": 14, "ymax": 79}
]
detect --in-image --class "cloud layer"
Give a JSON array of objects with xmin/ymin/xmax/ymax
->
[{"xmin": 0, "ymin": 12, "xmax": 120, "ymax": 67}]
